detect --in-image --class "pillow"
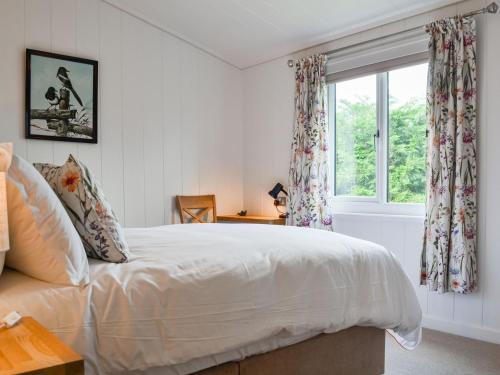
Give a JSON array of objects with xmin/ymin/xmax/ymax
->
[
  {"xmin": 35, "ymin": 155, "xmax": 129, "ymax": 263},
  {"xmin": 6, "ymin": 154, "xmax": 89, "ymax": 286},
  {"xmin": 0, "ymin": 143, "xmax": 13, "ymax": 277}
]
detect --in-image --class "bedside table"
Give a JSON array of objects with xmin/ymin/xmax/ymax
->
[
  {"xmin": 217, "ymin": 215, "xmax": 286, "ymax": 225},
  {"xmin": 0, "ymin": 317, "xmax": 84, "ymax": 375}
]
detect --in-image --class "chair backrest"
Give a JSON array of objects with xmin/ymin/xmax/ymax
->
[{"xmin": 176, "ymin": 195, "xmax": 217, "ymax": 224}]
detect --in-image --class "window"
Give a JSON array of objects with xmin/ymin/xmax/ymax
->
[
  {"xmin": 387, "ymin": 64, "xmax": 427, "ymax": 204},
  {"xmin": 328, "ymin": 61, "xmax": 428, "ymax": 209},
  {"xmin": 334, "ymin": 74, "xmax": 377, "ymax": 198}
]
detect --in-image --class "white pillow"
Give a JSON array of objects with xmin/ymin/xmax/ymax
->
[{"xmin": 5, "ymin": 154, "xmax": 89, "ymax": 286}]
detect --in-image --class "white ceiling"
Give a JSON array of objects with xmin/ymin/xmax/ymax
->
[{"xmin": 105, "ymin": 0, "xmax": 461, "ymax": 69}]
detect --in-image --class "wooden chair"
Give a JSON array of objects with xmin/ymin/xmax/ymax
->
[{"xmin": 176, "ymin": 195, "xmax": 217, "ymax": 224}]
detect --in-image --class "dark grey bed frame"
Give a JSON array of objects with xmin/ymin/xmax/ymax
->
[{"xmin": 194, "ymin": 326, "xmax": 385, "ymax": 375}]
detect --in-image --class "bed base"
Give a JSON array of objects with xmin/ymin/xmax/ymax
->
[{"xmin": 194, "ymin": 326, "xmax": 385, "ymax": 375}]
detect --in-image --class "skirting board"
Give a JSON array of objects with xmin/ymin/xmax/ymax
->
[{"xmin": 423, "ymin": 315, "xmax": 500, "ymax": 345}]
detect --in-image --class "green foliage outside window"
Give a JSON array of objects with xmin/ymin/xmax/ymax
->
[
  {"xmin": 335, "ymin": 97, "xmax": 426, "ymax": 203},
  {"xmin": 388, "ymin": 97, "xmax": 426, "ymax": 203},
  {"xmin": 335, "ymin": 98, "xmax": 377, "ymax": 197}
]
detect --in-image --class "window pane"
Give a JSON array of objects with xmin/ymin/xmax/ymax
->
[
  {"xmin": 388, "ymin": 63, "xmax": 427, "ymax": 203},
  {"xmin": 335, "ymin": 75, "xmax": 377, "ymax": 197}
]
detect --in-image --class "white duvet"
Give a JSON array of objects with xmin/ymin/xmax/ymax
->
[{"xmin": 0, "ymin": 224, "xmax": 421, "ymax": 374}]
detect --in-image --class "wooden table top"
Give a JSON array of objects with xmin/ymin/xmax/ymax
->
[
  {"xmin": 217, "ymin": 215, "xmax": 286, "ymax": 224},
  {"xmin": 0, "ymin": 317, "xmax": 83, "ymax": 375}
]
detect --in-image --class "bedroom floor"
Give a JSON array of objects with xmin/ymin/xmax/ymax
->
[{"xmin": 385, "ymin": 329, "xmax": 500, "ymax": 374}]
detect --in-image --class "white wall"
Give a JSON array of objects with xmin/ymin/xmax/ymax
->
[
  {"xmin": 242, "ymin": 0, "xmax": 500, "ymax": 344},
  {"xmin": 0, "ymin": 0, "xmax": 243, "ymax": 227}
]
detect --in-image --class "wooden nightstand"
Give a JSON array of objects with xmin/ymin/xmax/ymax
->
[
  {"xmin": 0, "ymin": 317, "xmax": 84, "ymax": 375},
  {"xmin": 217, "ymin": 215, "xmax": 286, "ymax": 225}
]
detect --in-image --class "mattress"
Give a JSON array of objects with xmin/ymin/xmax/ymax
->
[{"xmin": 0, "ymin": 224, "xmax": 422, "ymax": 374}]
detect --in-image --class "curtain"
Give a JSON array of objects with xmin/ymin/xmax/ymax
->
[
  {"xmin": 421, "ymin": 17, "xmax": 477, "ymax": 294},
  {"xmin": 287, "ymin": 54, "xmax": 333, "ymax": 230}
]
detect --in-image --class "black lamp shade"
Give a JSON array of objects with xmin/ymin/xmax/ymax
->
[{"xmin": 268, "ymin": 183, "xmax": 288, "ymax": 199}]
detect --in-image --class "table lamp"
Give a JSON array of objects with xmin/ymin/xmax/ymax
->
[
  {"xmin": 0, "ymin": 143, "xmax": 12, "ymax": 262},
  {"xmin": 268, "ymin": 183, "xmax": 288, "ymax": 219}
]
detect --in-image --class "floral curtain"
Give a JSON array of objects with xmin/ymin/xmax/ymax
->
[
  {"xmin": 287, "ymin": 54, "xmax": 333, "ymax": 230},
  {"xmin": 421, "ymin": 17, "xmax": 477, "ymax": 294}
]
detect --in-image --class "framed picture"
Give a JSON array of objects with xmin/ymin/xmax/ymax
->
[{"xmin": 25, "ymin": 49, "xmax": 98, "ymax": 143}]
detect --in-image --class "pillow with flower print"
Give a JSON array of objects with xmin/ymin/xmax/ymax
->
[{"xmin": 34, "ymin": 155, "xmax": 129, "ymax": 263}]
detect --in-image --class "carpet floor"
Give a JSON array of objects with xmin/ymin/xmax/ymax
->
[{"xmin": 385, "ymin": 329, "xmax": 500, "ymax": 375}]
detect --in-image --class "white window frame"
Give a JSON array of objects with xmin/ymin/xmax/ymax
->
[{"xmin": 328, "ymin": 59, "xmax": 427, "ymax": 217}]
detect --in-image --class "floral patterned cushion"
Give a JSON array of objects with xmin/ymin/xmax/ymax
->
[{"xmin": 34, "ymin": 155, "xmax": 129, "ymax": 263}]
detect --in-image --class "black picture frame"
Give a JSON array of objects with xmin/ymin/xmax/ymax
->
[{"xmin": 25, "ymin": 49, "xmax": 98, "ymax": 143}]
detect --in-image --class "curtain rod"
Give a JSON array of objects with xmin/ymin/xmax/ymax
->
[{"xmin": 287, "ymin": 1, "xmax": 498, "ymax": 67}]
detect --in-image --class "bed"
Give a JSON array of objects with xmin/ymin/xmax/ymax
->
[{"xmin": 0, "ymin": 223, "xmax": 421, "ymax": 374}]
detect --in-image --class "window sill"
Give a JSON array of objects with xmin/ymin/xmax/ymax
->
[{"xmin": 331, "ymin": 200, "xmax": 425, "ymax": 218}]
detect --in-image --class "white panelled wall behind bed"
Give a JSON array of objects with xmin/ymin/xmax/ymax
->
[
  {"xmin": 1, "ymin": 0, "xmax": 500, "ymax": 349},
  {"xmin": 242, "ymin": 0, "xmax": 500, "ymax": 345},
  {"xmin": 0, "ymin": 0, "xmax": 244, "ymax": 228}
]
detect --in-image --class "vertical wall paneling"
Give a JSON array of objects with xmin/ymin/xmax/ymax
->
[
  {"xmin": 378, "ymin": 217, "xmax": 406, "ymax": 265},
  {"xmin": 142, "ymin": 25, "xmax": 165, "ymax": 227},
  {"xmin": 426, "ymin": 284, "xmax": 455, "ymax": 321},
  {"xmin": 121, "ymin": 14, "xmax": 147, "ymax": 227},
  {"xmin": 403, "ymin": 220, "xmax": 427, "ymax": 314},
  {"xmin": 198, "ymin": 54, "xmax": 218, "ymax": 199},
  {"xmin": 76, "ymin": 0, "xmax": 102, "ymax": 183},
  {"xmin": 243, "ymin": 59, "xmax": 289, "ymax": 216},
  {"xmin": 482, "ymin": 2, "xmax": 500, "ymax": 332},
  {"xmin": 25, "ymin": 0, "xmax": 54, "ymax": 163},
  {"xmin": 51, "ymin": 0, "xmax": 78, "ymax": 165},
  {"xmin": 0, "ymin": 0, "xmax": 244, "ymax": 227},
  {"xmin": 223, "ymin": 67, "xmax": 244, "ymax": 213},
  {"xmin": 212, "ymin": 61, "xmax": 229, "ymax": 213},
  {"xmin": 99, "ymin": 2, "xmax": 125, "ymax": 223},
  {"xmin": 180, "ymin": 44, "xmax": 200, "ymax": 196},
  {"xmin": 473, "ymin": 0, "xmax": 488, "ymax": 330},
  {"xmin": 0, "ymin": 0, "xmax": 26, "ymax": 159},
  {"xmin": 162, "ymin": 34, "xmax": 183, "ymax": 224}
]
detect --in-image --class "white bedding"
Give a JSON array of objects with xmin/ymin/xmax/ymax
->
[{"xmin": 0, "ymin": 224, "xmax": 421, "ymax": 374}]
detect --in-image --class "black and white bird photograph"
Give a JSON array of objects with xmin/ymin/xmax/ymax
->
[{"xmin": 25, "ymin": 49, "xmax": 98, "ymax": 143}]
